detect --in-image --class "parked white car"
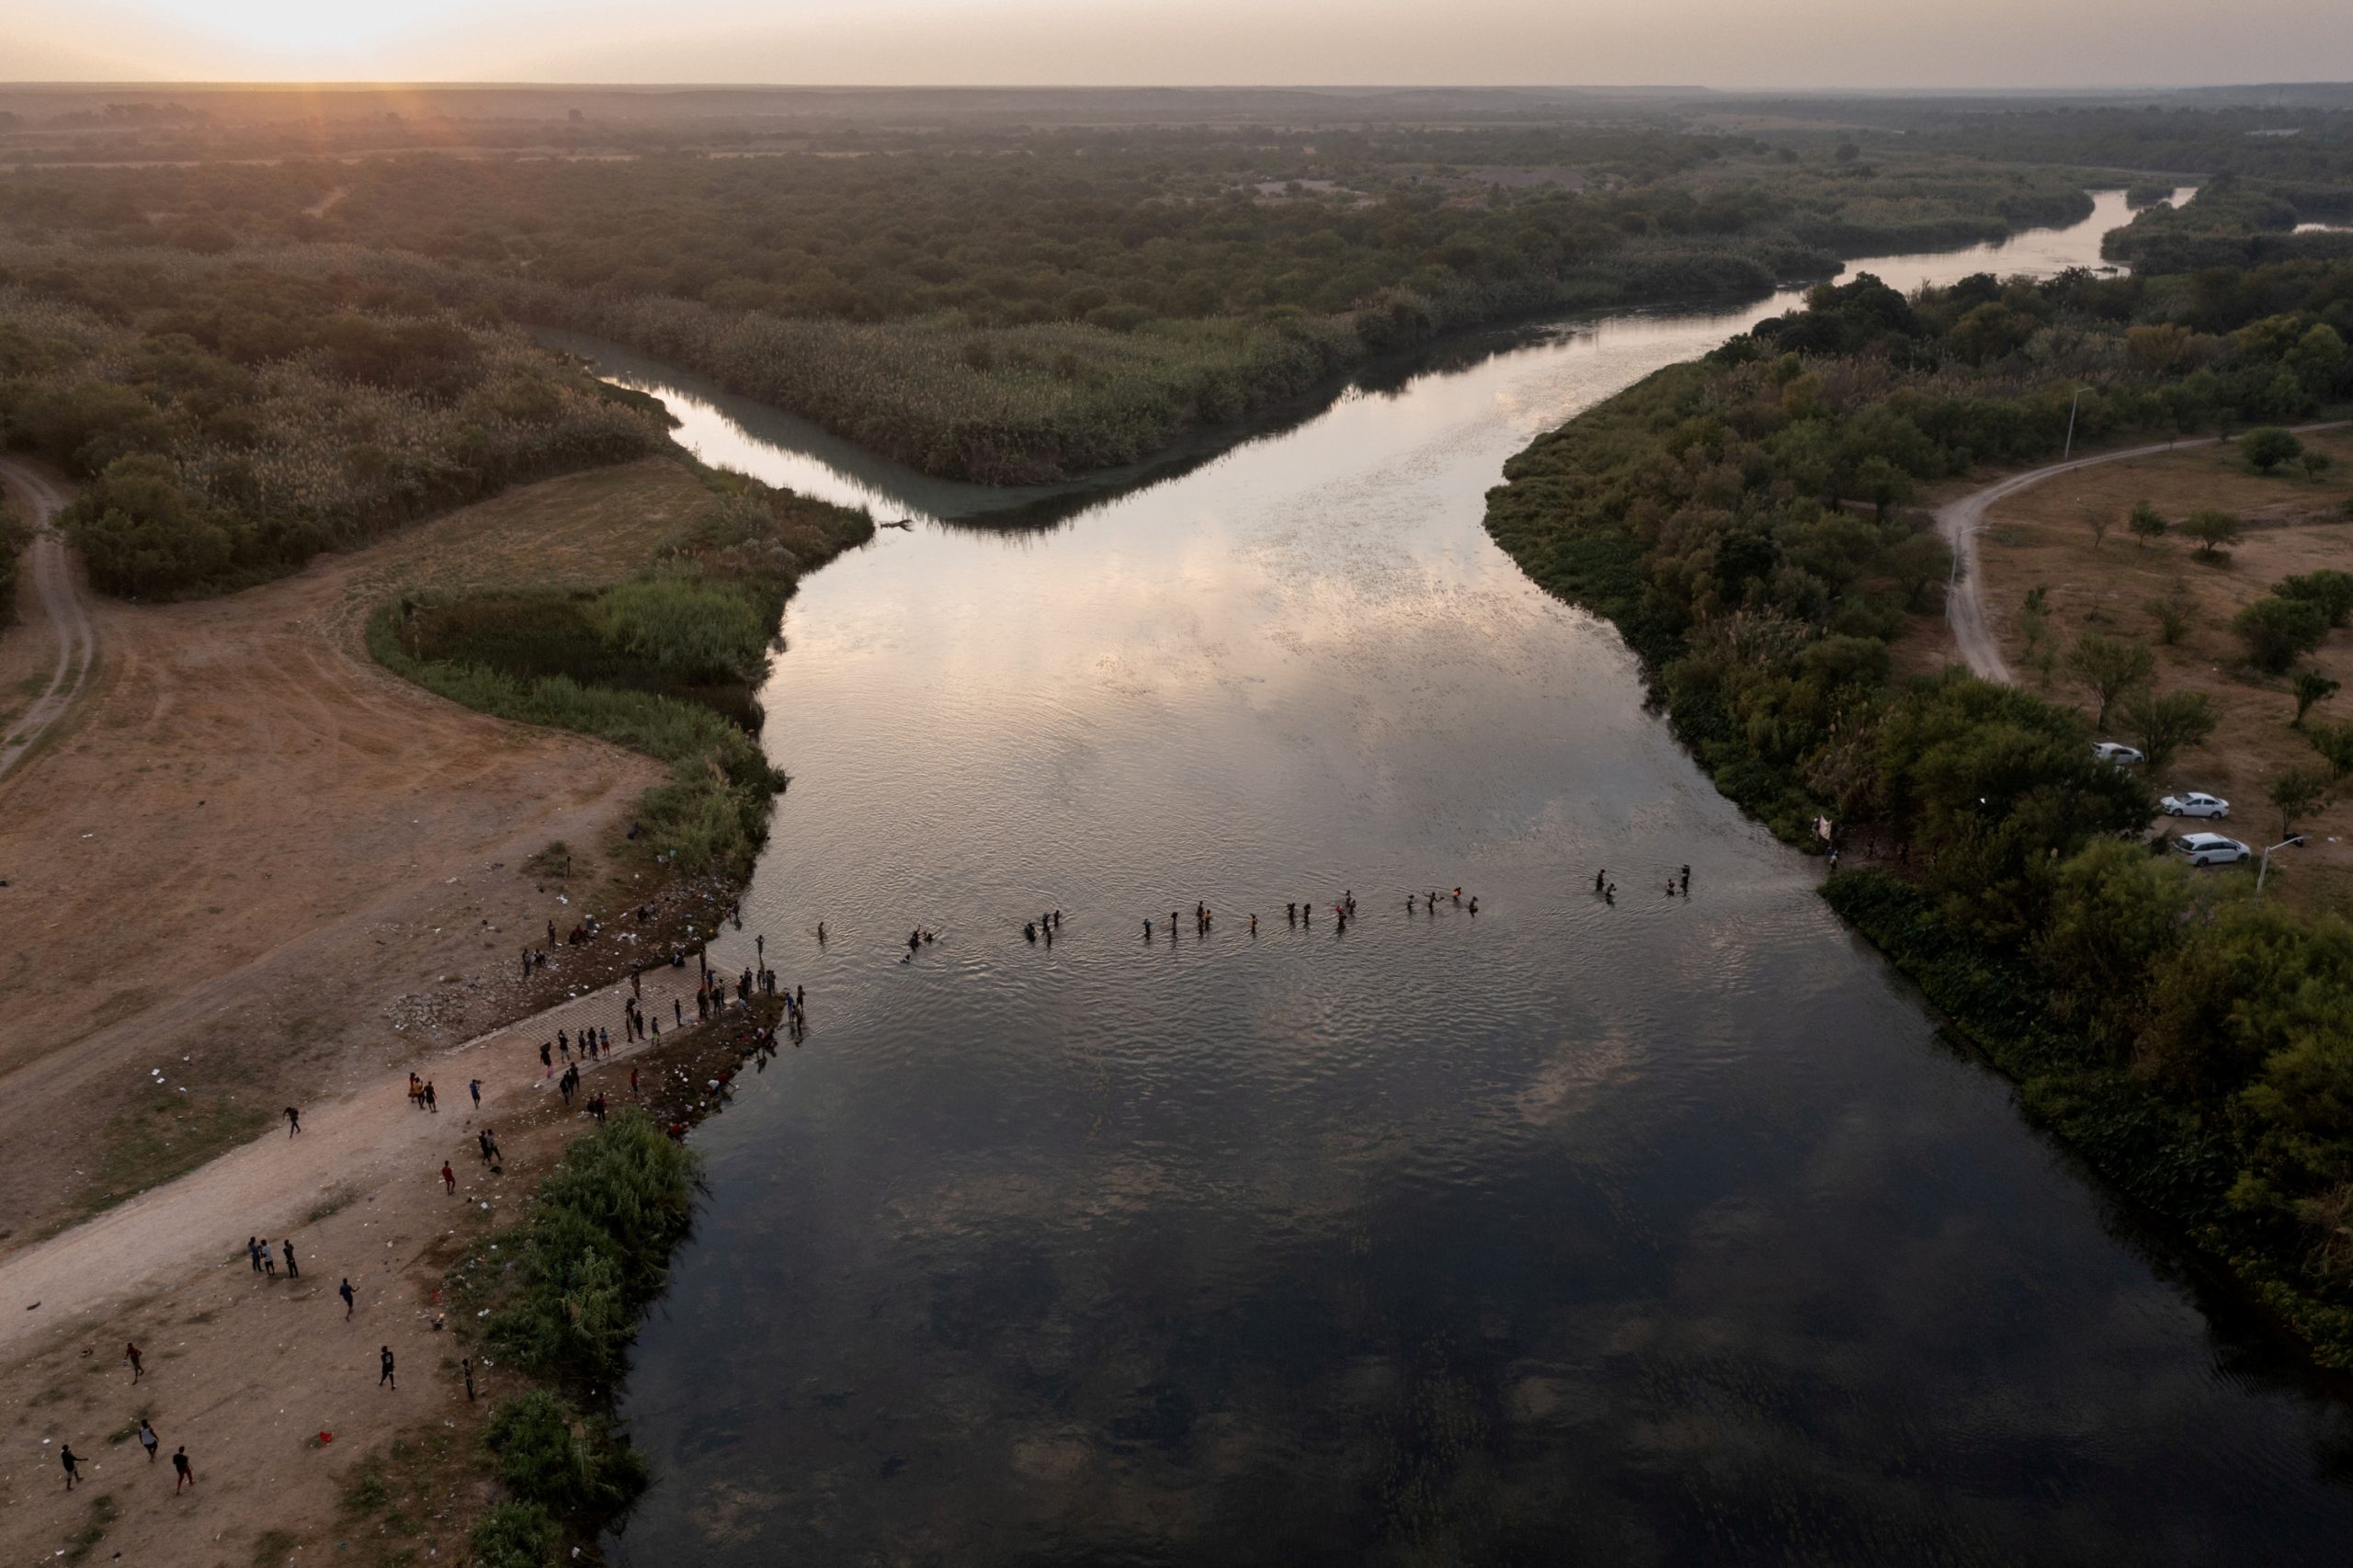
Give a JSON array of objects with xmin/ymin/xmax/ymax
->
[
  {"xmin": 2172, "ymin": 832, "xmax": 2251, "ymax": 867},
  {"xmin": 2092, "ymin": 742, "xmax": 2145, "ymax": 765},
  {"xmin": 2161, "ymin": 791, "xmax": 2230, "ymax": 819}
]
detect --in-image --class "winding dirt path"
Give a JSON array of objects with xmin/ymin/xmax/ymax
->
[
  {"xmin": 0, "ymin": 458, "xmax": 95, "ymax": 778},
  {"xmin": 1937, "ymin": 425, "xmax": 2348, "ymax": 682}
]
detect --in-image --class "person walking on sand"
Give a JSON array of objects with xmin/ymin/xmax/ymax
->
[
  {"xmin": 469, "ymin": 1078, "xmax": 483, "ymax": 1110},
  {"xmin": 248, "ymin": 1235, "xmax": 263, "ymax": 1275},
  {"xmin": 283, "ymin": 1238, "xmax": 299, "ymax": 1279},
  {"xmin": 424, "ymin": 1080, "xmax": 437, "ymax": 1112},
  {"xmin": 260, "ymin": 1240, "xmax": 276, "ymax": 1278},
  {"xmin": 125, "ymin": 1340, "xmax": 143, "ymax": 1382},
  {"xmin": 61, "ymin": 1443, "xmax": 81, "ymax": 1490},
  {"xmin": 173, "ymin": 1445, "xmax": 194, "ymax": 1493},
  {"xmin": 380, "ymin": 1346, "xmax": 396, "ymax": 1389},
  {"xmin": 441, "ymin": 1162, "xmax": 457, "ymax": 1195},
  {"xmin": 1595, "ymin": 869, "xmax": 1606, "ymax": 892},
  {"xmin": 138, "ymin": 1418, "xmax": 159, "ymax": 1463},
  {"xmin": 284, "ymin": 1105, "xmax": 301, "ymax": 1137},
  {"xmin": 340, "ymin": 1278, "xmax": 356, "ymax": 1319}
]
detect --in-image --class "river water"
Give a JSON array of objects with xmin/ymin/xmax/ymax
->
[{"xmin": 564, "ymin": 189, "xmax": 2353, "ymax": 1564}]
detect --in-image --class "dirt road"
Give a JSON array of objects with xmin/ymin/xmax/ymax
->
[
  {"xmin": 0, "ymin": 939, "xmax": 756, "ymax": 1358},
  {"xmin": 1938, "ymin": 425, "xmax": 2347, "ymax": 683},
  {"xmin": 0, "ymin": 458, "xmax": 95, "ymax": 778}
]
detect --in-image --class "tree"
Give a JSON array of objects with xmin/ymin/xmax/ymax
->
[
  {"xmin": 2302, "ymin": 449, "xmax": 2336, "ymax": 484},
  {"xmin": 1881, "ymin": 530, "xmax": 1952, "ymax": 610},
  {"xmin": 2269, "ymin": 767, "xmax": 2330, "ymax": 839},
  {"xmin": 2310, "ymin": 721, "xmax": 2353, "ymax": 783},
  {"xmin": 2121, "ymin": 687, "xmax": 2218, "ymax": 772},
  {"xmin": 2177, "ymin": 508, "xmax": 2245, "ymax": 561},
  {"xmin": 2277, "ymin": 569, "xmax": 2353, "ymax": 629},
  {"xmin": 2036, "ymin": 839, "xmax": 2190, "ymax": 1051},
  {"xmin": 2243, "ymin": 426, "xmax": 2303, "ymax": 473},
  {"xmin": 2234, "ymin": 596, "xmax": 2329, "ymax": 675},
  {"xmin": 1849, "ymin": 455, "xmax": 1915, "ymax": 519},
  {"xmin": 2127, "ymin": 499, "xmax": 2168, "ymax": 547},
  {"xmin": 2066, "ymin": 632, "xmax": 2156, "ymax": 729},
  {"xmin": 2293, "ymin": 670, "xmax": 2343, "ymax": 727},
  {"xmin": 2145, "ymin": 579, "xmax": 2196, "ymax": 645},
  {"xmin": 2086, "ymin": 507, "xmax": 2113, "ymax": 551}
]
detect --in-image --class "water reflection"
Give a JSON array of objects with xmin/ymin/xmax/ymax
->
[{"xmin": 597, "ymin": 186, "xmax": 2353, "ymax": 1566}]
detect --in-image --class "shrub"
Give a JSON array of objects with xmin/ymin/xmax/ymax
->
[
  {"xmin": 2178, "ymin": 508, "xmax": 2245, "ymax": 560},
  {"xmin": 583, "ymin": 576, "xmax": 768, "ymax": 683},
  {"xmin": 2127, "ymin": 499, "xmax": 2168, "ymax": 546},
  {"xmin": 2235, "ymin": 595, "xmax": 2329, "ymax": 674},
  {"xmin": 485, "ymin": 1111, "xmax": 699, "ymax": 1386},
  {"xmin": 2243, "ymin": 426, "xmax": 2304, "ymax": 473},
  {"xmin": 470, "ymin": 1502, "xmax": 562, "ymax": 1568},
  {"xmin": 2278, "ymin": 569, "xmax": 2353, "ymax": 629},
  {"xmin": 484, "ymin": 1389, "xmax": 648, "ymax": 1515}
]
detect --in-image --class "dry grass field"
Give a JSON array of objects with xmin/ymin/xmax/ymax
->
[{"xmin": 1959, "ymin": 430, "xmax": 2353, "ymax": 911}]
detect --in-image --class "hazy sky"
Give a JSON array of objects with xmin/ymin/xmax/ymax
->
[{"xmin": 4, "ymin": 0, "xmax": 2350, "ymax": 89}]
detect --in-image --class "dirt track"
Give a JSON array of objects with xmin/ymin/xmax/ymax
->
[
  {"xmin": 0, "ymin": 458, "xmax": 95, "ymax": 778},
  {"xmin": 1938, "ymin": 424, "xmax": 2347, "ymax": 683}
]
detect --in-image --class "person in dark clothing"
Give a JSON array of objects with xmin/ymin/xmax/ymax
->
[
  {"xmin": 174, "ymin": 1446, "xmax": 194, "ymax": 1492},
  {"xmin": 61, "ymin": 1443, "xmax": 82, "ymax": 1489},
  {"xmin": 380, "ymin": 1346, "xmax": 396, "ymax": 1388},
  {"xmin": 340, "ymin": 1278, "xmax": 356, "ymax": 1319},
  {"xmin": 247, "ymin": 1235, "xmax": 263, "ymax": 1274},
  {"xmin": 283, "ymin": 1239, "xmax": 299, "ymax": 1279},
  {"xmin": 125, "ymin": 1340, "xmax": 143, "ymax": 1381},
  {"xmin": 284, "ymin": 1106, "xmax": 301, "ymax": 1136}
]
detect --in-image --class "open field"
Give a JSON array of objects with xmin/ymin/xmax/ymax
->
[
  {"xmin": 1963, "ymin": 431, "xmax": 2353, "ymax": 910},
  {"xmin": 0, "ymin": 458, "xmax": 719, "ymax": 1252}
]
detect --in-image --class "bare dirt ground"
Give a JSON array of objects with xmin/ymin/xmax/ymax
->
[
  {"xmin": 0, "ymin": 986, "xmax": 786, "ymax": 1568},
  {"xmin": 0, "ymin": 455, "xmax": 812, "ymax": 1565},
  {"xmin": 1948, "ymin": 429, "xmax": 2353, "ymax": 911},
  {"xmin": 0, "ymin": 457, "xmax": 720, "ymax": 1252}
]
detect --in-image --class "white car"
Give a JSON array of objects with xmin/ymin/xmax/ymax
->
[
  {"xmin": 2161, "ymin": 791, "xmax": 2230, "ymax": 819},
  {"xmin": 2172, "ymin": 832, "xmax": 2251, "ymax": 867},
  {"xmin": 2092, "ymin": 742, "xmax": 2145, "ymax": 765}
]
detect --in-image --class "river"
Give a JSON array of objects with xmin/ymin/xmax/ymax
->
[{"xmin": 558, "ymin": 189, "xmax": 2353, "ymax": 1564}]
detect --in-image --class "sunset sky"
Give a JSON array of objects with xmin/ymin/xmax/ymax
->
[{"xmin": 4, "ymin": 0, "xmax": 2349, "ymax": 88}]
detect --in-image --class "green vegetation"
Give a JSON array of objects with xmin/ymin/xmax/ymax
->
[
  {"xmin": 2, "ymin": 121, "xmax": 2109, "ymax": 483},
  {"xmin": 369, "ymin": 472, "xmax": 870, "ymax": 877},
  {"xmin": 1484, "ymin": 258, "xmax": 2353, "ymax": 1367},
  {"xmin": 0, "ymin": 258, "xmax": 665, "ymax": 597},
  {"xmin": 460, "ymin": 1110, "xmax": 699, "ymax": 1566}
]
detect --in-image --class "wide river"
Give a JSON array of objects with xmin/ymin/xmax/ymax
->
[{"xmin": 560, "ymin": 190, "xmax": 2353, "ymax": 1564}]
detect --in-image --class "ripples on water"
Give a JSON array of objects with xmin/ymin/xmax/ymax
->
[{"xmin": 581, "ymin": 191, "xmax": 2353, "ymax": 1564}]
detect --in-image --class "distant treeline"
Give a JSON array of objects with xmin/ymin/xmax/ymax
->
[{"xmin": 1, "ymin": 131, "xmax": 2100, "ymax": 483}]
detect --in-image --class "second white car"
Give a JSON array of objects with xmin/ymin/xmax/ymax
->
[{"xmin": 2160, "ymin": 791, "xmax": 2230, "ymax": 819}]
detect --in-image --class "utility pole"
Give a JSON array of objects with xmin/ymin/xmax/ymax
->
[{"xmin": 2063, "ymin": 387, "xmax": 2086, "ymax": 460}]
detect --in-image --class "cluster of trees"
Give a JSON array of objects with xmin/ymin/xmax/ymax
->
[
  {"xmin": 1485, "ymin": 260, "xmax": 2353, "ymax": 1362},
  {"xmin": 0, "ymin": 257, "xmax": 665, "ymax": 596},
  {"xmin": 1, "ymin": 131, "xmax": 2103, "ymax": 483}
]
